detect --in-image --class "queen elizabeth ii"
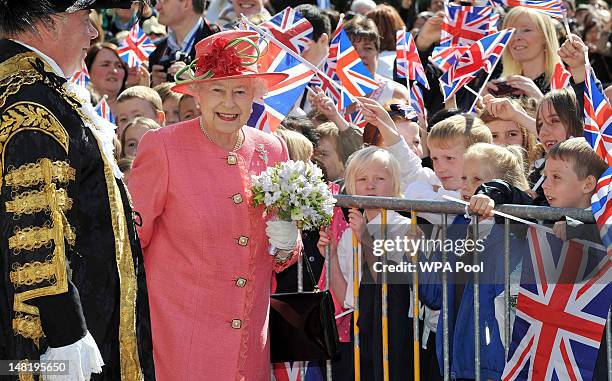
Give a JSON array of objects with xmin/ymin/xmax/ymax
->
[{"xmin": 128, "ymin": 30, "xmax": 301, "ymax": 380}]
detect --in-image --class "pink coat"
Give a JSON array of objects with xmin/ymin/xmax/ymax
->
[{"xmin": 129, "ymin": 119, "xmax": 295, "ymax": 380}]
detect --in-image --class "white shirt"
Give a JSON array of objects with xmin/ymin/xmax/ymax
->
[
  {"xmin": 404, "ymin": 181, "xmax": 461, "ymax": 225},
  {"xmin": 336, "ymin": 210, "xmax": 411, "ymax": 309},
  {"xmin": 386, "ymin": 137, "xmax": 441, "ymax": 193},
  {"xmin": 376, "ymin": 50, "xmax": 396, "ymax": 80},
  {"xmin": 11, "ymin": 39, "xmax": 66, "ymax": 77}
]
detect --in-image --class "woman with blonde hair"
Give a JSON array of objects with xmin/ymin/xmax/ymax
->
[{"xmin": 486, "ymin": 6, "xmax": 562, "ymax": 100}]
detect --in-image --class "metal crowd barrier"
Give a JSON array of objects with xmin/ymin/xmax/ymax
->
[{"xmin": 298, "ymin": 195, "xmax": 607, "ymax": 381}]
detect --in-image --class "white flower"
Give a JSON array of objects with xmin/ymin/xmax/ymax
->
[{"xmin": 250, "ymin": 160, "xmax": 335, "ymax": 230}]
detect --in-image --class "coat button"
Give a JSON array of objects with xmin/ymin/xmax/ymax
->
[
  {"xmin": 235, "ymin": 278, "xmax": 247, "ymax": 287},
  {"xmin": 238, "ymin": 236, "xmax": 249, "ymax": 246},
  {"xmin": 227, "ymin": 154, "xmax": 237, "ymax": 165},
  {"xmin": 232, "ymin": 194, "xmax": 243, "ymax": 204},
  {"xmin": 231, "ymin": 319, "xmax": 242, "ymax": 329}
]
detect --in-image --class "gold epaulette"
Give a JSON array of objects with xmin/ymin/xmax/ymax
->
[
  {"xmin": 0, "ymin": 102, "xmax": 69, "ymax": 179},
  {"xmin": 0, "ymin": 53, "xmax": 44, "ymax": 111}
]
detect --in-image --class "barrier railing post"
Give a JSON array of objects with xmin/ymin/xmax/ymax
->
[
  {"xmin": 381, "ymin": 209, "xmax": 390, "ymax": 381},
  {"xmin": 473, "ymin": 216, "xmax": 481, "ymax": 381},
  {"xmin": 607, "ymin": 307, "xmax": 611, "ymax": 381},
  {"xmin": 504, "ymin": 218, "xmax": 511, "ymax": 358},
  {"xmin": 411, "ymin": 211, "xmax": 421, "ymax": 381},
  {"xmin": 325, "ymin": 235, "xmax": 333, "ymax": 381},
  {"xmin": 298, "ymin": 250, "xmax": 305, "ymax": 380},
  {"xmin": 442, "ymin": 214, "xmax": 450, "ymax": 381},
  {"xmin": 353, "ymin": 231, "xmax": 361, "ymax": 381}
]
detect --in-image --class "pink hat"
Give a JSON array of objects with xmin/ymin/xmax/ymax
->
[{"xmin": 172, "ymin": 30, "xmax": 287, "ymax": 96}]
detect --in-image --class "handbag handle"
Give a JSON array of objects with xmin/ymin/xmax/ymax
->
[{"xmin": 301, "ymin": 251, "xmax": 320, "ymax": 292}]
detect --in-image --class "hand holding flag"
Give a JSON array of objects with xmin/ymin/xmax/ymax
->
[{"xmin": 439, "ymin": 28, "xmax": 514, "ymax": 103}]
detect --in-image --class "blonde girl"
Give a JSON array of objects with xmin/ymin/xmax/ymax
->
[
  {"xmin": 461, "ymin": 142, "xmax": 530, "ymax": 202},
  {"xmin": 317, "ymin": 146, "xmax": 414, "ymax": 379}
]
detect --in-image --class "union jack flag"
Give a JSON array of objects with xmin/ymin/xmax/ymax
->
[
  {"xmin": 266, "ymin": 61, "xmax": 315, "ymax": 131},
  {"xmin": 311, "ymin": 16, "xmax": 359, "ymax": 111},
  {"xmin": 396, "ymin": 28, "xmax": 429, "ymax": 89},
  {"xmin": 345, "ymin": 108, "xmax": 366, "ymax": 128},
  {"xmin": 272, "ymin": 361, "xmax": 324, "ymax": 381},
  {"xmin": 246, "ymin": 9, "xmax": 315, "ymax": 131},
  {"xmin": 502, "ymin": 227, "xmax": 611, "ymax": 381},
  {"xmin": 117, "ymin": 23, "xmax": 156, "ymax": 67},
  {"xmin": 69, "ymin": 61, "xmax": 90, "ymax": 87},
  {"xmin": 331, "ymin": 22, "xmax": 379, "ymax": 98},
  {"xmin": 259, "ymin": 7, "xmax": 313, "ymax": 59},
  {"xmin": 441, "ymin": 4, "xmax": 495, "ymax": 47},
  {"xmin": 311, "ymin": 65, "xmax": 357, "ymax": 111},
  {"xmin": 489, "ymin": 13, "xmax": 500, "ymax": 32},
  {"xmin": 491, "ymin": 0, "xmax": 563, "ymax": 19},
  {"xmin": 258, "ymin": 45, "xmax": 315, "ymax": 131},
  {"xmin": 440, "ymin": 28, "xmax": 514, "ymax": 101},
  {"xmin": 550, "ymin": 62, "xmax": 571, "ymax": 91},
  {"xmin": 429, "ymin": 45, "xmax": 469, "ymax": 72},
  {"xmin": 94, "ymin": 98, "xmax": 115, "ymax": 124},
  {"xmin": 246, "ymin": 98, "xmax": 269, "ymax": 132},
  {"xmin": 410, "ymin": 83, "xmax": 427, "ymax": 122},
  {"xmin": 591, "ymin": 166, "xmax": 612, "ymax": 248},
  {"xmin": 583, "ymin": 62, "xmax": 612, "ymax": 165}
]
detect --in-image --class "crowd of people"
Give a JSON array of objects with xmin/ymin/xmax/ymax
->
[{"xmin": 1, "ymin": 0, "xmax": 611, "ymax": 380}]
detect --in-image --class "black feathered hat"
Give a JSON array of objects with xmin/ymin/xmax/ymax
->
[{"xmin": 0, "ymin": 0, "xmax": 148, "ymax": 37}]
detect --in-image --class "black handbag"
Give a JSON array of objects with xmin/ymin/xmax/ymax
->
[{"xmin": 269, "ymin": 254, "xmax": 340, "ymax": 362}]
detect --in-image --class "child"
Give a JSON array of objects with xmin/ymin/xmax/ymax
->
[
  {"xmin": 479, "ymin": 95, "xmax": 540, "ymax": 171},
  {"xmin": 317, "ymin": 146, "xmax": 414, "ymax": 380},
  {"xmin": 365, "ymin": 100, "xmax": 425, "ymax": 159},
  {"xmin": 528, "ymin": 88, "xmax": 583, "ymax": 204},
  {"xmin": 418, "ymin": 142, "xmax": 531, "ymax": 381},
  {"xmin": 404, "ymin": 114, "xmax": 493, "ymax": 224},
  {"xmin": 121, "ymin": 117, "xmax": 162, "ymax": 158},
  {"xmin": 314, "ymin": 122, "xmax": 349, "ymax": 183},
  {"xmin": 274, "ymin": 127, "xmax": 313, "ymax": 163},
  {"xmin": 468, "ymin": 138, "xmax": 609, "ymax": 379},
  {"xmin": 461, "ymin": 143, "xmax": 529, "ymax": 203},
  {"xmin": 178, "ymin": 94, "xmax": 201, "ymax": 121},
  {"xmin": 153, "ymin": 82, "xmax": 182, "ymax": 125},
  {"xmin": 115, "ymin": 85, "xmax": 165, "ymax": 137}
]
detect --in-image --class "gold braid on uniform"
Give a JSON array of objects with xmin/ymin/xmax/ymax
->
[
  {"xmin": 0, "ymin": 96, "xmax": 74, "ymax": 346},
  {"xmin": 0, "ymin": 53, "xmax": 44, "ymax": 111}
]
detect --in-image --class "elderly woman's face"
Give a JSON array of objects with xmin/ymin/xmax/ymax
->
[{"xmin": 195, "ymin": 79, "xmax": 256, "ymax": 134}]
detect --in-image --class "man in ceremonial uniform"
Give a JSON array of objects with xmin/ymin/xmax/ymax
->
[{"xmin": 0, "ymin": 1, "xmax": 155, "ymax": 380}]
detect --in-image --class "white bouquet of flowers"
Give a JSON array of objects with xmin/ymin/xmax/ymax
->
[{"xmin": 251, "ymin": 160, "xmax": 336, "ymax": 231}]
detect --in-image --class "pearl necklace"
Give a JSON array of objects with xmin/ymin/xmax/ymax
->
[{"xmin": 199, "ymin": 117, "xmax": 244, "ymax": 152}]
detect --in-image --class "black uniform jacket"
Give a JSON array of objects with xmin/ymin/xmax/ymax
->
[{"xmin": 0, "ymin": 39, "xmax": 154, "ymax": 380}]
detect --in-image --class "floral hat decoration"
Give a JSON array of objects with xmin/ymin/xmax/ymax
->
[{"xmin": 172, "ymin": 30, "xmax": 287, "ymax": 96}]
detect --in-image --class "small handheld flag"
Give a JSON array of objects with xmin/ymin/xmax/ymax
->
[{"xmin": 117, "ymin": 23, "xmax": 156, "ymax": 67}]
